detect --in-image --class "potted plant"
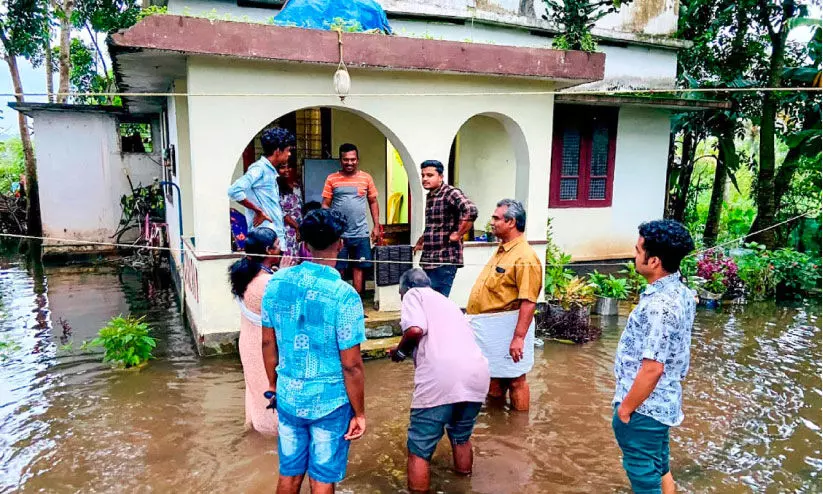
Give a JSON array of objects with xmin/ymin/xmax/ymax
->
[
  {"xmin": 588, "ymin": 270, "xmax": 629, "ymax": 316},
  {"xmin": 484, "ymin": 219, "xmax": 496, "ymax": 242},
  {"xmin": 619, "ymin": 261, "xmax": 648, "ymax": 308},
  {"xmin": 695, "ymin": 249, "xmax": 741, "ymax": 307},
  {"xmin": 540, "ymin": 276, "xmax": 599, "ymax": 343}
]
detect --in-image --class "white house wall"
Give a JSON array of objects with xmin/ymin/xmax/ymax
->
[
  {"xmin": 32, "ymin": 111, "xmax": 161, "ymax": 251},
  {"xmin": 166, "ymin": 79, "xmax": 195, "ymax": 268},
  {"xmin": 549, "ymin": 106, "xmax": 671, "ymax": 260},
  {"xmin": 178, "ymin": 56, "xmax": 554, "ymax": 350}
]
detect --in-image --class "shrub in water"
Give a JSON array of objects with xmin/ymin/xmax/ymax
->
[
  {"xmin": 84, "ymin": 315, "xmax": 156, "ymax": 368},
  {"xmin": 769, "ymin": 249, "xmax": 821, "ymax": 300}
]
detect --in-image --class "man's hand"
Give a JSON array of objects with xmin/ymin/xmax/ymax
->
[
  {"xmin": 448, "ymin": 232, "xmax": 462, "ymax": 243},
  {"xmin": 371, "ymin": 225, "xmax": 383, "ymax": 244},
  {"xmin": 509, "ymin": 336, "xmax": 525, "ymax": 363},
  {"xmin": 344, "ymin": 415, "xmax": 366, "ymax": 440},
  {"xmin": 617, "ymin": 403, "xmax": 632, "ymax": 424},
  {"xmin": 413, "ymin": 237, "xmax": 424, "ymax": 253},
  {"xmin": 388, "ymin": 347, "xmax": 406, "ymax": 362},
  {"xmin": 253, "ymin": 210, "xmax": 272, "ymax": 227},
  {"xmin": 264, "ymin": 388, "xmax": 277, "ymax": 411}
]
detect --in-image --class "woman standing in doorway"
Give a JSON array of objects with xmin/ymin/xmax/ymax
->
[
  {"xmin": 229, "ymin": 227, "xmax": 281, "ymax": 435},
  {"xmin": 277, "ymin": 162, "xmax": 303, "ymax": 257}
]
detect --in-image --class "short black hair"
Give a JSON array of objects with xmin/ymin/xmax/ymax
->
[
  {"xmin": 300, "ymin": 209, "xmax": 347, "ymax": 250},
  {"xmin": 420, "ymin": 160, "xmax": 444, "ymax": 175},
  {"xmin": 339, "ymin": 143, "xmax": 358, "ymax": 158},
  {"xmin": 301, "ymin": 200, "xmax": 322, "ymax": 215},
  {"xmin": 638, "ymin": 219, "xmax": 695, "ymax": 273},
  {"xmin": 260, "ymin": 128, "xmax": 295, "ymax": 157}
]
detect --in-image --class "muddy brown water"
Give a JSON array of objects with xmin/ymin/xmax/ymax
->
[{"xmin": 0, "ymin": 261, "xmax": 820, "ymax": 493}]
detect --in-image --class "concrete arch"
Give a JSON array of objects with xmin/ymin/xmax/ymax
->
[{"xmin": 448, "ymin": 111, "xmax": 532, "ymax": 223}]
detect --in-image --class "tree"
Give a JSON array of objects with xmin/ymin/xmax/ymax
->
[
  {"xmin": 541, "ymin": 0, "xmax": 634, "ymax": 51},
  {"xmin": 55, "ymin": 0, "xmax": 74, "ymax": 103},
  {"xmin": 0, "ymin": 0, "xmax": 50, "ymax": 235}
]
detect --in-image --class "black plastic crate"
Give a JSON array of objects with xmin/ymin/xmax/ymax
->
[{"xmin": 374, "ymin": 245, "xmax": 413, "ymax": 287}]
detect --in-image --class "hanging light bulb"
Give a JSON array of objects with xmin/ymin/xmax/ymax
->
[
  {"xmin": 334, "ymin": 64, "xmax": 350, "ymax": 102},
  {"xmin": 333, "ymin": 30, "xmax": 350, "ymax": 102}
]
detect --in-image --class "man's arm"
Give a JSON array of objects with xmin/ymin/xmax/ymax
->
[
  {"xmin": 262, "ymin": 325, "xmax": 278, "ymax": 393},
  {"xmin": 448, "ymin": 189, "xmax": 478, "ymax": 242},
  {"xmin": 617, "ymin": 359, "xmax": 664, "ymax": 422},
  {"xmin": 322, "ymin": 197, "xmax": 332, "ymax": 208},
  {"xmin": 368, "ymin": 195, "xmax": 381, "ymax": 242},
  {"xmin": 228, "ymin": 167, "xmax": 271, "ymax": 226},
  {"xmin": 390, "ymin": 326, "xmax": 423, "ymax": 362},
  {"xmin": 510, "ymin": 300, "xmax": 536, "ymax": 363},
  {"xmin": 340, "ymin": 346, "xmax": 366, "ymax": 440}
]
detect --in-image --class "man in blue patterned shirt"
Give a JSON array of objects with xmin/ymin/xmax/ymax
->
[
  {"xmin": 261, "ymin": 208, "xmax": 367, "ymax": 493},
  {"xmin": 612, "ymin": 219, "xmax": 696, "ymax": 494}
]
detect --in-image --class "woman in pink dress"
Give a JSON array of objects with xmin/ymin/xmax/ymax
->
[{"xmin": 229, "ymin": 227, "xmax": 281, "ymax": 435}]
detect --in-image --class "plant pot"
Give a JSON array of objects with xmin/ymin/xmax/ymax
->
[
  {"xmin": 485, "ymin": 232, "xmax": 497, "ymax": 242},
  {"xmin": 535, "ymin": 303, "xmax": 599, "ymax": 344},
  {"xmin": 593, "ymin": 297, "xmax": 620, "ymax": 316}
]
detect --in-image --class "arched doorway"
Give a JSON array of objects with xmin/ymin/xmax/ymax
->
[{"xmin": 228, "ymin": 107, "xmax": 413, "ymax": 251}]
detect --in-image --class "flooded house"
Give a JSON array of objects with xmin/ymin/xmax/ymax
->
[{"xmin": 12, "ymin": 0, "xmax": 727, "ymax": 355}]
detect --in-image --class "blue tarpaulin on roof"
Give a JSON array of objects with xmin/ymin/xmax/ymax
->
[
  {"xmin": 272, "ymin": 0, "xmax": 392, "ymax": 34},
  {"xmin": 274, "ymin": 0, "xmax": 391, "ymax": 34}
]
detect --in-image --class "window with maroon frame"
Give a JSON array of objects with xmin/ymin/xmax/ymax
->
[{"xmin": 549, "ymin": 105, "xmax": 618, "ymax": 208}]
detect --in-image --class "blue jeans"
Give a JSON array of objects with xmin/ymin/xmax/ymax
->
[
  {"xmin": 612, "ymin": 404, "xmax": 671, "ymax": 494},
  {"xmin": 277, "ymin": 402, "xmax": 354, "ymax": 484},
  {"xmin": 407, "ymin": 402, "xmax": 482, "ymax": 461},
  {"xmin": 424, "ymin": 265, "xmax": 458, "ymax": 297}
]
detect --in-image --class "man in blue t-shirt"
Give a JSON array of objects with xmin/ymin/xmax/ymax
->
[{"xmin": 261, "ymin": 208, "xmax": 367, "ymax": 493}]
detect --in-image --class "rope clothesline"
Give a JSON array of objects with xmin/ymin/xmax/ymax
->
[
  {"xmin": 4, "ymin": 87, "xmax": 822, "ymax": 99},
  {"xmin": 0, "ymin": 211, "xmax": 815, "ymax": 269}
]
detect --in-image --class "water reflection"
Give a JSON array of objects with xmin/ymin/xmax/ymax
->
[{"xmin": 0, "ymin": 245, "xmax": 820, "ymax": 493}]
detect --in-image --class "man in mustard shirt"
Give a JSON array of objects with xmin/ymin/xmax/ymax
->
[{"xmin": 467, "ymin": 199, "xmax": 542, "ymax": 411}]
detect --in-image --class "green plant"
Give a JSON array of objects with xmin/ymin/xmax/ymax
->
[
  {"xmin": 82, "ymin": 315, "xmax": 156, "ymax": 368},
  {"xmin": 619, "ymin": 261, "xmax": 648, "ymax": 302},
  {"xmin": 541, "ymin": 0, "xmax": 631, "ymax": 52},
  {"xmin": 588, "ymin": 271, "xmax": 629, "ymax": 299},
  {"xmin": 136, "ymin": 5, "xmax": 167, "ymax": 21},
  {"xmin": 544, "ymin": 217, "xmax": 574, "ymax": 299},
  {"xmin": 769, "ymin": 248, "xmax": 822, "ymax": 300},
  {"xmin": 327, "ymin": 17, "xmax": 364, "ymax": 32},
  {"xmin": 734, "ymin": 243, "xmax": 777, "ymax": 300},
  {"xmin": 0, "ymin": 338, "xmax": 21, "ymax": 360},
  {"xmin": 554, "ymin": 276, "xmax": 597, "ymax": 310}
]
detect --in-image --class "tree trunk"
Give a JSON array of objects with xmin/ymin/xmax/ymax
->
[
  {"xmin": 671, "ymin": 131, "xmax": 695, "ymax": 223},
  {"xmin": 748, "ymin": 0, "xmax": 794, "ymax": 249},
  {"xmin": 44, "ymin": 29, "xmax": 53, "ymax": 103},
  {"xmin": 4, "ymin": 52, "xmax": 42, "ymax": 236},
  {"xmin": 703, "ymin": 132, "xmax": 737, "ymax": 247},
  {"xmin": 56, "ymin": 0, "xmax": 73, "ymax": 104}
]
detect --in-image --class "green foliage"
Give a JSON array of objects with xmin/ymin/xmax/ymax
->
[
  {"xmin": 587, "ymin": 271, "xmax": 629, "ymax": 299},
  {"xmin": 542, "ymin": 0, "xmax": 631, "ymax": 52},
  {"xmin": 0, "ymin": 0, "xmax": 50, "ymax": 59},
  {"xmin": 82, "ymin": 315, "xmax": 156, "ymax": 368},
  {"xmin": 0, "ymin": 138, "xmax": 26, "ymax": 194},
  {"xmin": 734, "ymin": 243, "xmax": 777, "ymax": 300},
  {"xmin": 619, "ymin": 261, "xmax": 648, "ymax": 302},
  {"xmin": 118, "ymin": 181, "xmax": 165, "ymax": 227},
  {"xmin": 769, "ymin": 248, "xmax": 821, "ymax": 300},
  {"xmin": 327, "ymin": 17, "xmax": 364, "ymax": 33},
  {"xmin": 554, "ymin": 276, "xmax": 597, "ymax": 309},
  {"xmin": 544, "ymin": 217, "xmax": 575, "ymax": 300},
  {"xmin": 72, "ymin": 0, "xmax": 143, "ymax": 33},
  {"xmin": 136, "ymin": 5, "xmax": 167, "ymax": 21},
  {"xmin": 0, "ymin": 338, "xmax": 22, "ymax": 360}
]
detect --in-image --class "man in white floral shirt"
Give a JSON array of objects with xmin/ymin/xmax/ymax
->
[{"xmin": 612, "ymin": 219, "xmax": 696, "ymax": 494}]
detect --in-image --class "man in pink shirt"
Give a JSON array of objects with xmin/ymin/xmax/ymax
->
[{"xmin": 390, "ymin": 268, "xmax": 490, "ymax": 494}]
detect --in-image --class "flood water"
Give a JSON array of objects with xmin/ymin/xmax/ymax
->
[{"xmin": 0, "ymin": 255, "xmax": 820, "ymax": 493}]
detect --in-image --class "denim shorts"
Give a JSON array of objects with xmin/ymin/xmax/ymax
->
[
  {"xmin": 407, "ymin": 402, "xmax": 482, "ymax": 461},
  {"xmin": 277, "ymin": 402, "xmax": 354, "ymax": 484},
  {"xmin": 424, "ymin": 265, "xmax": 458, "ymax": 297},
  {"xmin": 337, "ymin": 236, "xmax": 373, "ymax": 269},
  {"xmin": 612, "ymin": 404, "xmax": 671, "ymax": 494}
]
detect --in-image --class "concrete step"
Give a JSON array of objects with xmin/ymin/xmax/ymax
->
[{"xmin": 361, "ymin": 336, "xmax": 401, "ymax": 360}]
